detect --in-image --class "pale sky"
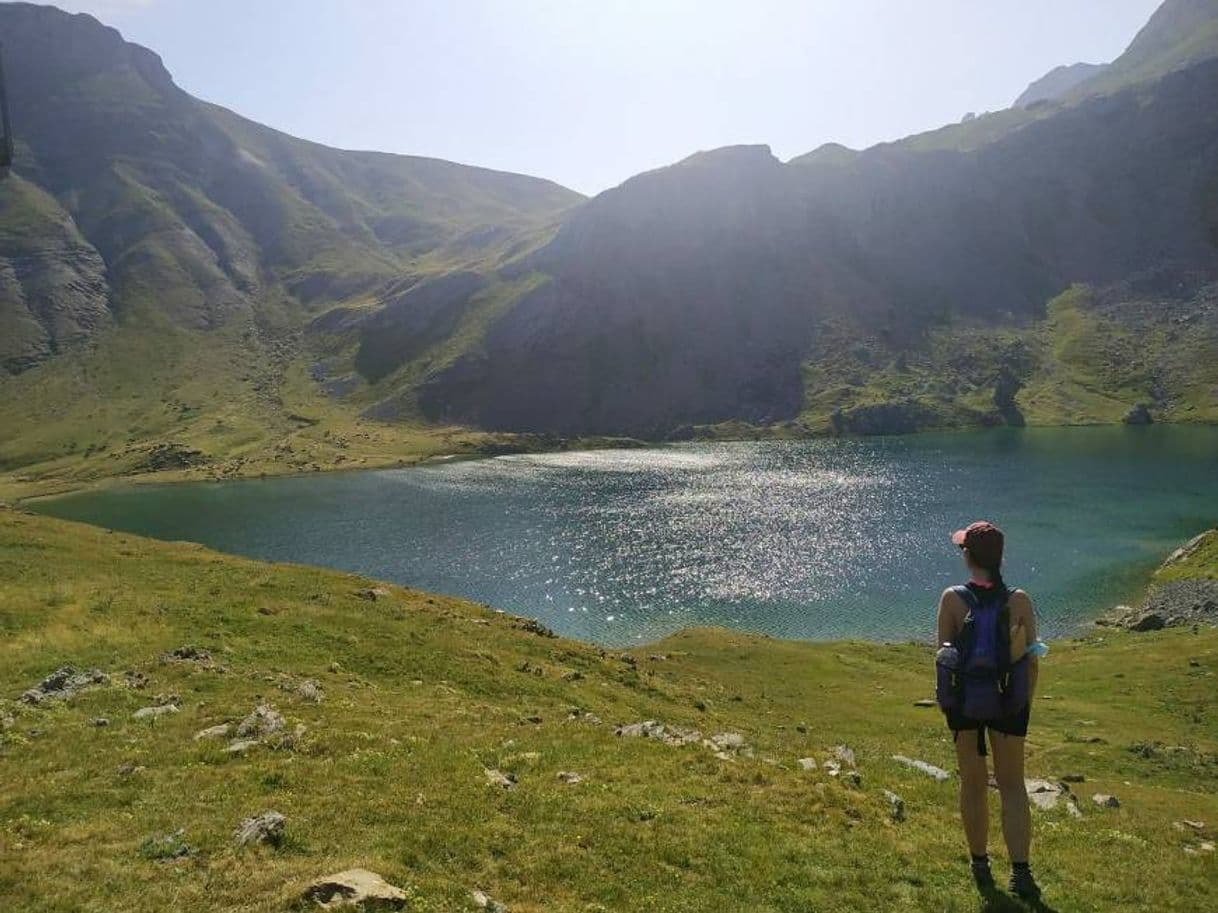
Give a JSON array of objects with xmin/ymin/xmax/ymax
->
[{"xmin": 58, "ymin": 0, "xmax": 1163, "ymax": 195}]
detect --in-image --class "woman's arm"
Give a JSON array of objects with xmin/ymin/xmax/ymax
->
[
  {"xmin": 1010, "ymin": 590, "xmax": 1039, "ymax": 696},
  {"xmin": 936, "ymin": 588, "xmax": 960, "ymax": 645}
]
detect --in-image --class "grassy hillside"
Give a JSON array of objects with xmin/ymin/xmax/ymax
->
[
  {"xmin": 797, "ymin": 283, "xmax": 1218, "ymax": 435},
  {"xmin": 1, "ymin": 507, "xmax": 1215, "ymax": 911}
]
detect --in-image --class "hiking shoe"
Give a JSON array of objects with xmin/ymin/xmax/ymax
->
[
  {"xmin": 970, "ymin": 858, "xmax": 995, "ymax": 891},
  {"xmin": 1009, "ymin": 867, "xmax": 1041, "ymax": 901}
]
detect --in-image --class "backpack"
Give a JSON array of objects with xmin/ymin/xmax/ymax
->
[{"xmin": 935, "ymin": 585, "xmax": 1030, "ymax": 721}]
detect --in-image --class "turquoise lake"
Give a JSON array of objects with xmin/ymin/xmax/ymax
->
[{"xmin": 32, "ymin": 426, "xmax": 1218, "ymax": 646}]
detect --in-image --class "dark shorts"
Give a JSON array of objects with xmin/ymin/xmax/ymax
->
[{"xmin": 947, "ymin": 703, "xmax": 1031, "ymax": 752}]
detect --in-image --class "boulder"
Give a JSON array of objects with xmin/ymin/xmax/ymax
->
[
  {"xmin": 1130, "ymin": 612, "xmax": 1166, "ymax": 632},
  {"xmin": 1122, "ymin": 403, "xmax": 1153, "ymax": 425},
  {"xmin": 302, "ymin": 869, "xmax": 407, "ymax": 910},
  {"xmin": 234, "ymin": 810, "xmax": 286, "ymax": 848},
  {"xmin": 1092, "ymin": 793, "xmax": 1121, "ymax": 808}
]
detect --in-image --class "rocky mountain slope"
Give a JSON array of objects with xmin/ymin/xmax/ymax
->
[
  {"xmin": 416, "ymin": 48, "xmax": 1218, "ymax": 435},
  {"xmin": 0, "ymin": 2, "xmax": 581, "ymax": 487},
  {"xmin": 0, "ymin": 2, "xmax": 579, "ymax": 373}
]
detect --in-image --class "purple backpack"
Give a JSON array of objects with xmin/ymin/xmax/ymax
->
[{"xmin": 936, "ymin": 585, "xmax": 1029, "ymax": 720}]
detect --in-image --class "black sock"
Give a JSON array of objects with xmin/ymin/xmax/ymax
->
[
  {"xmin": 1012, "ymin": 861, "xmax": 1031, "ymax": 873},
  {"xmin": 971, "ymin": 854, "xmax": 990, "ymax": 866}
]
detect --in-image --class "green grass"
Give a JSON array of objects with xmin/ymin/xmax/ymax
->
[
  {"xmin": 798, "ymin": 284, "xmax": 1218, "ymax": 433},
  {"xmin": 1155, "ymin": 530, "xmax": 1218, "ymax": 584},
  {"xmin": 1, "ymin": 508, "xmax": 1215, "ymax": 911}
]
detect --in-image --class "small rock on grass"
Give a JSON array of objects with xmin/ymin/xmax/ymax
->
[
  {"xmin": 235, "ymin": 704, "xmax": 284, "ymax": 739},
  {"xmin": 297, "ymin": 679, "xmax": 323, "ymax": 703},
  {"xmin": 21, "ymin": 666, "xmax": 109, "ymax": 705},
  {"xmin": 472, "ymin": 888, "xmax": 507, "ymax": 911},
  {"xmin": 133, "ymin": 704, "xmax": 179, "ymax": 720},
  {"xmin": 556, "ymin": 771, "xmax": 583, "ymax": 784},
  {"xmin": 707, "ymin": 732, "xmax": 749, "ymax": 753},
  {"xmin": 139, "ymin": 829, "xmax": 193, "ymax": 861},
  {"xmin": 91, "ymin": 717, "xmax": 109, "ymax": 727},
  {"xmin": 234, "ymin": 811, "xmax": 286, "ymax": 848},
  {"xmin": 162, "ymin": 645, "xmax": 211, "ymax": 664},
  {"xmin": 832, "ymin": 745, "xmax": 857, "ymax": 768},
  {"xmin": 891, "ymin": 755, "xmax": 950, "ymax": 782},
  {"xmin": 484, "ymin": 769, "xmax": 517, "ymax": 790},
  {"xmin": 1024, "ymin": 779, "xmax": 1071, "ymax": 811},
  {"xmin": 194, "ymin": 723, "xmax": 232, "ymax": 741},
  {"xmin": 884, "ymin": 790, "xmax": 906, "ymax": 822},
  {"xmin": 797, "ymin": 757, "xmax": 817, "ymax": 771},
  {"xmin": 1092, "ymin": 793, "xmax": 1121, "ymax": 808},
  {"xmin": 303, "ymin": 868, "xmax": 406, "ymax": 910},
  {"xmin": 226, "ymin": 739, "xmax": 261, "ymax": 755},
  {"xmin": 913, "ymin": 699, "xmax": 936, "ymax": 708}
]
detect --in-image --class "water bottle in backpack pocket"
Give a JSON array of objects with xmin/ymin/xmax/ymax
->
[{"xmin": 935, "ymin": 643, "xmax": 960, "ymax": 711}]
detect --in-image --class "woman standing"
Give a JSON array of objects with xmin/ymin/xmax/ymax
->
[{"xmin": 936, "ymin": 520, "xmax": 1042, "ymax": 901}]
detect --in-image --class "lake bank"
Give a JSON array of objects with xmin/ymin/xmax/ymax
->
[{"xmin": 29, "ymin": 426, "xmax": 1218, "ymax": 646}]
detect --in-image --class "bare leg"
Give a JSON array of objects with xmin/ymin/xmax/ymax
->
[
  {"xmin": 990, "ymin": 732, "xmax": 1031, "ymax": 863},
  {"xmin": 954, "ymin": 731, "xmax": 989, "ymax": 857}
]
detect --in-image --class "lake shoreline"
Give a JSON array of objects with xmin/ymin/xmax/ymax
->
[
  {"xmin": 10, "ymin": 417, "xmax": 1216, "ymax": 506},
  {"xmin": 27, "ymin": 428, "xmax": 1218, "ymax": 647}
]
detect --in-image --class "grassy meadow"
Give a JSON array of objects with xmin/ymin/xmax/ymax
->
[{"xmin": 1, "ymin": 507, "xmax": 1215, "ymax": 912}]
